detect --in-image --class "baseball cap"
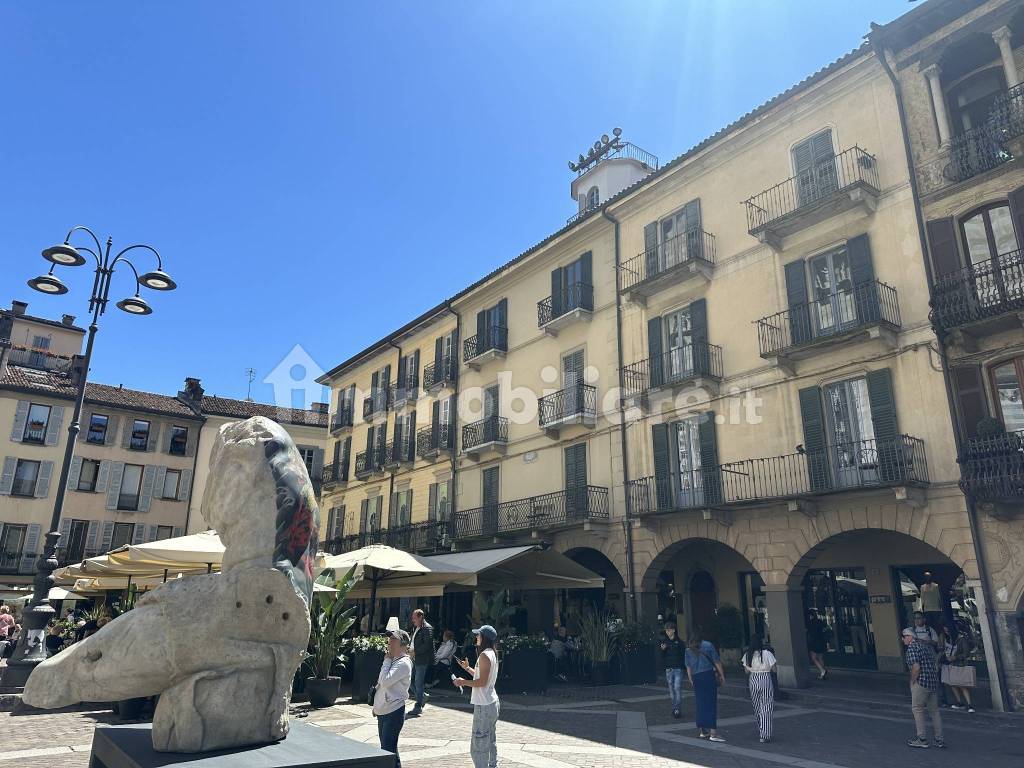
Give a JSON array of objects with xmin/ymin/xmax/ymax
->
[
  {"xmin": 472, "ymin": 625, "xmax": 498, "ymax": 641},
  {"xmin": 389, "ymin": 629, "xmax": 411, "ymax": 646},
  {"xmin": 901, "ymin": 629, "xmax": 915, "ymax": 638}
]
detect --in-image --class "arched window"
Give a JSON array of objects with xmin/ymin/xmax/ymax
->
[
  {"xmin": 959, "ymin": 203, "xmax": 1018, "ymax": 266},
  {"xmin": 586, "ymin": 186, "xmax": 599, "ymax": 210}
]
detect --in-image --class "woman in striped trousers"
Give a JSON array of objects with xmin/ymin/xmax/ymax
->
[{"xmin": 743, "ymin": 636, "xmax": 777, "ymax": 743}]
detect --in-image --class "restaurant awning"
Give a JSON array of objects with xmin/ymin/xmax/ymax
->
[
  {"xmin": 105, "ymin": 530, "xmax": 224, "ymax": 570},
  {"xmin": 424, "ymin": 545, "xmax": 605, "ymax": 591},
  {"xmin": 317, "ymin": 544, "xmax": 477, "ymax": 599}
]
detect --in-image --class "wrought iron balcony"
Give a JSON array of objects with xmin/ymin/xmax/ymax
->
[
  {"xmin": 756, "ymin": 280, "xmax": 901, "ymax": 360},
  {"xmin": 538, "ymin": 383, "xmax": 597, "ymax": 433},
  {"xmin": 930, "ymin": 248, "xmax": 1024, "ymax": 333},
  {"xmin": 960, "ymin": 428, "xmax": 1024, "ymax": 504},
  {"xmin": 416, "ymin": 422, "xmax": 454, "ymax": 459},
  {"xmin": 0, "ymin": 550, "xmax": 30, "ymax": 574},
  {"xmin": 454, "ymin": 485, "xmax": 609, "ymax": 539},
  {"xmin": 362, "ymin": 389, "xmax": 389, "ymax": 421},
  {"xmin": 355, "ymin": 449, "xmax": 382, "ymax": 479},
  {"xmin": 55, "ymin": 548, "xmax": 101, "ymax": 567},
  {"xmin": 322, "ymin": 461, "xmax": 348, "ymax": 487},
  {"xmin": 571, "ymin": 141, "xmax": 658, "ymax": 178},
  {"xmin": 331, "ymin": 407, "xmax": 354, "ymax": 432},
  {"xmin": 629, "ymin": 436, "xmax": 928, "ymax": 514},
  {"xmin": 383, "ymin": 439, "xmax": 414, "ymax": 469},
  {"xmin": 743, "ymin": 147, "xmax": 879, "ymax": 246},
  {"xmin": 943, "ymin": 83, "xmax": 1023, "ymax": 183},
  {"xmin": 389, "ymin": 380, "xmax": 419, "ymax": 407},
  {"xmin": 424, "ymin": 357, "xmax": 458, "ymax": 391},
  {"xmin": 619, "ymin": 229, "xmax": 716, "ymax": 300},
  {"xmin": 622, "ymin": 341, "xmax": 723, "ymax": 400},
  {"xmin": 462, "ymin": 416, "xmax": 509, "ymax": 457},
  {"xmin": 463, "ymin": 326, "xmax": 508, "ymax": 367},
  {"xmin": 538, "ymin": 282, "xmax": 594, "ymax": 332},
  {"xmin": 4, "ymin": 344, "xmax": 75, "ymax": 374},
  {"xmin": 325, "ymin": 520, "xmax": 452, "ymax": 556}
]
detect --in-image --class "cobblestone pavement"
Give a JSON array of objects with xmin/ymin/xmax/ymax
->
[{"xmin": 1, "ymin": 681, "xmax": 1021, "ymax": 768}]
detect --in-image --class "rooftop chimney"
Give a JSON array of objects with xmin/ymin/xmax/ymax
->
[
  {"xmin": 11, "ymin": 301, "xmax": 27, "ymax": 317},
  {"xmin": 61, "ymin": 314, "xmax": 76, "ymax": 327},
  {"xmin": 179, "ymin": 377, "xmax": 205, "ymax": 404}
]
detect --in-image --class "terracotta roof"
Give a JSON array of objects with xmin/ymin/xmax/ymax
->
[
  {"xmin": 199, "ymin": 394, "xmax": 328, "ymax": 428},
  {"xmin": 319, "ymin": 43, "xmax": 873, "ymax": 382}
]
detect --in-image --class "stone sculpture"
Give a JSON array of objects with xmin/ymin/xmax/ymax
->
[{"xmin": 23, "ymin": 416, "xmax": 320, "ymax": 753}]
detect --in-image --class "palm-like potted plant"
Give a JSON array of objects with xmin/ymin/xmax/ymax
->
[
  {"xmin": 576, "ymin": 609, "xmax": 616, "ymax": 686},
  {"xmin": 305, "ymin": 567, "xmax": 358, "ymax": 708}
]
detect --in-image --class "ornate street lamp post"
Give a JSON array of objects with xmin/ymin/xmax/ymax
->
[{"xmin": 0, "ymin": 226, "xmax": 175, "ymax": 691}]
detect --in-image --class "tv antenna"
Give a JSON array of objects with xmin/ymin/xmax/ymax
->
[{"xmin": 245, "ymin": 368, "xmax": 256, "ymax": 401}]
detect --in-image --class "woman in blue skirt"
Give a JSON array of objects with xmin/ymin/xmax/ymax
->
[{"xmin": 685, "ymin": 632, "xmax": 727, "ymax": 742}]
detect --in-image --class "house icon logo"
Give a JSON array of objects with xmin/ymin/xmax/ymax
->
[{"xmin": 263, "ymin": 344, "xmax": 328, "ymax": 410}]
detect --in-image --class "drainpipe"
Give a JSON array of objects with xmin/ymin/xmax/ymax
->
[
  {"xmin": 444, "ymin": 301, "xmax": 461, "ymax": 549},
  {"xmin": 871, "ymin": 37, "xmax": 1011, "ymax": 711},
  {"xmin": 602, "ymin": 208, "xmax": 638, "ymax": 622}
]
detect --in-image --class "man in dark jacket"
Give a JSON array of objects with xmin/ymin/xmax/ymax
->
[
  {"xmin": 408, "ymin": 609, "xmax": 434, "ymax": 717},
  {"xmin": 660, "ymin": 621, "xmax": 686, "ymax": 719}
]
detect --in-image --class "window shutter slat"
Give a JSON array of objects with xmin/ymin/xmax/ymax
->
[
  {"xmin": 100, "ymin": 521, "xmax": 115, "ymax": 553},
  {"xmin": 784, "ymin": 259, "xmax": 810, "ymax": 345},
  {"xmin": 106, "ymin": 461, "xmax": 125, "ymax": 510},
  {"xmin": 106, "ymin": 415, "xmax": 120, "ymax": 447},
  {"xmin": 85, "ymin": 520, "xmax": 99, "ymax": 551},
  {"xmin": 951, "ymin": 366, "xmax": 988, "ymax": 439},
  {"xmin": 798, "ymin": 386, "xmax": 830, "ymax": 492},
  {"xmin": 45, "ymin": 406, "xmax": 64, "ymax": 446},
  {"xmin": 132, "ymin": 524, "xmax": 146, "ymax": 545},
  {"xmin": 926, "ymin": 217, "xmax": 961, "ymax": 278},
  {"xmin": 866, "ymin": 369, "xmax": 902, "ymax": 482},
  {"xmin": 20, "ymin": 524, "xmax": 41, "ymax": 573},
  {"xmin": 178, "ymin": 469, "xmax": 192, "ymax": 502},
  {"xmin": 697, "ymin": 413, "xmax": 721, "ymax": 504},
  {"xmin": 551, "ymin": 268, "xmax": 562, "ymax": 318},
  {"xmin": 644, "ymin": 222, "xmax": 658, "ymax": 277},
  {"xmin": 67, "ymin": 456, "xmax": 83, "ymax": 492},
  {"xmin": 1007, "ymin": 185, "xmax": 1024, "ymax": 245},
  {"xmin": 139, "ymin": 465, "xmax": 157, "ymax": 512},
  {"xmin": 647, "ymin": 317, "xmax": 664, "ymax": 387},
  {"xmin": 147, "ymin": 423, "xmax": 161, "ymax": 453},
  {"xmin": 847, "ymin": 233, "xmax": 878, "ymax": 324},
  {"xmin": 34, "ymin": 460, "xmax": 53, "ymax": 498},
  {"xmin": 689, "ymin": 298, "xmax": 709, "ymax": 374},
  {"xmin": 96, "ymin": 460, "xmax": 111, "ymax": 493},
  {"xmin": 10, "ymin": 401, "xmax": 29, "ymax": 442},
  {"xmin": 153, "ymin": 466, "xmax": 167, "ymax": 500},
  {"xmin": 652, "ymin": 423, "xmax": 671, "ymax": 510},
  {"xmin": 0, "ymin": 457, "xmax": 14, "ymax": 495},
  {"xmin": 146, "ymin": 524, "xmax": 159, "ymax": 542}
]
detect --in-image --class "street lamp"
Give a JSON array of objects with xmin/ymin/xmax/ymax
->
[{"xmin": 0, "ymin": 225, "xmax": 176, "ymax": 692}]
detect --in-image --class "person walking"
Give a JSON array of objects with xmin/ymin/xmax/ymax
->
[
  {"xmin": 903, "ymin": 629, "xmax": 944, "ymax": 749},
  {"xmin": 684, "ymin": 633, "xmax": 726, "ymax": 742},
  {"xmin": 408, "ymin": 608, "xmax": 434, "ymax": 717},
  {"xmin": 806, "ymin": 610, "xmax": 829, "ymax": 680},
  {"xmin": 943, "ymin": 627, "xmax": 976, "ymax": 713},
  {"xmin": 373, "ymin": 629, "xmax": 413, "ymax": 768},
  {"xmin": 742, "ymin": 635, "xmax": 777, "ymax": 743},
  {"xmin": 453, "ymin": 624, "xmax": 500, "ymax": 768},
  {"xmin": 659, "ymin": 621, "xmax": 686, "ymax": 719}
]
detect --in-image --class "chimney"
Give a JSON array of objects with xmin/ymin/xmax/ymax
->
[
  {"xmin": 61, "ymin": 314, "xmax": 76, "ymax": 327},
  {"xmin": 11, "ymin": 301, "xmax": 27, "ymax": 317},
  {"xmin": 70, "ymin": 355, "xmax": 87, "ymax": 387},
  {"xmin": 179, "ymin": 377, "xmax": 205, "ymax": 404},
  {"xmin": 310, "ymin": 402, "xmax": 329, "ymax": 414}
]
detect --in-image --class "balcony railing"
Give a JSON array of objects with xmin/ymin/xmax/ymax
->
[
  {"xmin": 389, "ymin": 380, "xmax": 419, "ymax": 406},
  {"xmin": 325, "ymin": 520, "xmax": 452, "ymax": 555},
  {"xmin": 4, "ymin": 345, "xmax": 75, "ymax": 374},
  {"xmin": 383, "ymin": 439, "xmax": 414, "ymax": 468},
  {"xmin": 622, "ymin": 341, "xmax": 723, "ymax": 398},
  {"xmin": 930, "ymin": 248, "xmax": 1024, "ymax": 331},
  {"xmin": 629, "ymin": 436, "xmax": 928, "ymax": 514},
  {"xmin": 537, "ymin": 282, "xmax": 594, "ymax": 327},
  {"xmin": 462, "ymin": 416, "xmax": 509, "ymax": 452},
  {"xmin": 756, "ymin": 280, "xmax": 901, "ymax": 357},
  {"xmin": 355, "ymin": 449, "xmax": 381, "ymax": 478},
  {"xmin": 322, "ymin": 462, "xmax": 348, "ymax": 486},
  {"xmin": 424, "ymin": 357, "xmax": 458, "ymax": 390},
  {"xmin": 362, "ymin": 389, "xmax": 389, "ymax": 420},
  {"xmin": 331, "ymin": 408, "xmax": 354, "ymax": 432},
  {"xmin": 55, "ymin": 548, "xmax": 101, "ymax": 567},
  {"xmin": 744, "ymin": 146, "xmax": 880, "ymax": 237},
  {"xmin": 619, "ymin": 229, "xmax": 716, "ymax": 293},
  {"xmin": 416, "ymin": 422, "xmax": 454, "ymax": 458},
  {"xmin": 463, "ymin": 326, "xmax": 508, "ymax": 362},
  {"xmin": 455, "ymin": 485, "xmax": 609, "ymax": 539},
  {"xmin": 21, "ymin": 424, "xmax": 46, "ymax": 444},
  {"xmin": 538, "ymin": 383, "xmax": 597, "ymax": 428},
  {"xmin": 944, "ymin": 83, "xmax": 1024, "ymax": 183},
  {"xmin": 0, "ymin": 550, "xmax": 29, "ymax": 574},
  {"xmin": 960, "ymin": 428, "xmax": 1024, "ymax": 503}
]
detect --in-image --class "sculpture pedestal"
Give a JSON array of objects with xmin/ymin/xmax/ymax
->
[{"xmin": 89, "ymin": 721, "xmax": 394, "ymax": 768}]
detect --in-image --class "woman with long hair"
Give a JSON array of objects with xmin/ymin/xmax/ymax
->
[
  {"xmin": 454, "ymin": 625, "xmax": 501, "ymax": 768},
  {"xmin": 743, "ymin": 635, "xmax": 777, "ymax": 743},
  {"xmin": 684, "ymin": 632, "xmax": 726, "ymax": 741}
]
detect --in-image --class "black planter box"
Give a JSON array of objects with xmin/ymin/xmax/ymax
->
[
  {"xmin": 617, "ymin": 644, "xmax": 657, "ymax": 685},
  {"xmin": 497, "ymin": 648, "xmax": 548, "ymax": 694},
  {"xmin": 352, "ymin": 650, "xmax": 385, "ymax": 704}
]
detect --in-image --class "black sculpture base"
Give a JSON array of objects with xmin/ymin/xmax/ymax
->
[{"xmin": 89, "ymin": 721, "xmax": 394, "ymax": 768}]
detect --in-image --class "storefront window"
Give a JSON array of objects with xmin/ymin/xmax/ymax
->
[
  {"xmin": 892, "ymin": 566, "xmax": 986, "ymax": 667},
  {"xmin": 802, "ymin": 568, "xmax": 876, "ymax": 669}
]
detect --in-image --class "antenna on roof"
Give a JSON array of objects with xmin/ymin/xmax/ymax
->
[{"xmin": 245, "ymin": 368, "xmax": 256, "ymax": 402}]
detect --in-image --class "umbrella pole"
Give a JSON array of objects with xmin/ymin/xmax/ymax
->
[
  {"xmin": 207, "ymin": 562, "xmax": 213, "ymax": 574},
  {"xmin": 367, "ymin": 568, "xmax": 379, "ymax": 634},
  {"xmin": 163, "ymin": 569, "xmax": 168, "ymax": 584}
]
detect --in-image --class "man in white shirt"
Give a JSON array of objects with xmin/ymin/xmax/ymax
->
[{"xmin": 373, "ymin": 630, "xmax": 413, "ymax": 768}]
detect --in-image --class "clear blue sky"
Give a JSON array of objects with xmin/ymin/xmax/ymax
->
[{"xmin": 0, "ymin": 1, "xmax": 909, "ymax": 407}]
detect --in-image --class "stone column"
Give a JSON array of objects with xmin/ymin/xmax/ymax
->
[
  {"xmin": 764, "ymin": 585, "xmax": 810, "ymax": 689},
  {"xmin": 993, "ymin": 27, "xmax": 1020, "ymax": 89},
  {"xmin": 923, "ymin": 64, "xmax": 952, "ymax": 147},
  {"xmin": 967, "ymin": 579, "xmax": 1007, "ymax": 712}
]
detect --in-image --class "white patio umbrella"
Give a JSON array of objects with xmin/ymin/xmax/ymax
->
[
  {"xmin": 106, "ymin": 530, "xmax": 224, "ymax": 572},
  {"xmin": 15, "ymin": 586, "xmax": 85, "ymax": 603}
]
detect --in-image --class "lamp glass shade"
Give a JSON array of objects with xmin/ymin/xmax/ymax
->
[
  {"xmin": 139, "ymin": 269, "xmax": 176, "ymax": 291},
  {"xmin": 385, "ymin": 617, "xmax": 401, "ymax": 632},
  {"xmin": 116, "ymin": 296, "xmax": 152, "ymax": 315},
  {"xmin": 28, "ymin": 274, "xmax": 69, "ymax": 295},
  {"xmin": 42, "ymin": 243, "xmax": 86, "ymax": 267}
]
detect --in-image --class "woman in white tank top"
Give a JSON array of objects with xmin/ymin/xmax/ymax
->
[{"xmin": 453, "ymin": 625, "xmax": 500, "ymax": 768}]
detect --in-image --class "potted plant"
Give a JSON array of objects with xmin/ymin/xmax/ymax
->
[
  {"xmin": 351, "ymin": 633, "xmax": 389, "ymax": 704},
  {"xmin": 305, "ymin": 567, "xmax": 358, "ymax": 708},
  {"xmin": 576, "ymin": 609, "xmax": 616, "ymax": 686},
  {"xmin": 470, "ymin": 589, "xmax": 515, "ymax": 631},
  {"xmin": 615, "ymin": 620, "xmax": 658, "ymax": 685},
  {"xmin": 499, "ymin": 634, "xmax": 549, "ymax": 694},
  {"xmin": 712, "ymin": 603, "xmax": 744, "ymax": 668}
]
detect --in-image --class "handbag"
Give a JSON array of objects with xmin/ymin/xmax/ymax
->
[{"xmin": 947, "ymin": 664, "xmax": 976, "ymax": 688}]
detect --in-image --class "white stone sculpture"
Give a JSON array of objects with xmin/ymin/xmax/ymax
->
[{"xmin": 23, "ymin": 416, "xmax": 321, "ymax": 753}]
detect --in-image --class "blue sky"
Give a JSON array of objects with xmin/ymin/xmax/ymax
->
[{"xmin": 0, "ymin": 1, "xmax": 908, "ymax": 407}]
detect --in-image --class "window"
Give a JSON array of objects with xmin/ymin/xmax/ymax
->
[
  {"xmin": 23, "ymin": 403, "xmax": 51, "ymax": 443},
  {"xmin": 429, "ymin": 479, "xmax": 453, "ymax": 521},
  {"xmin": 129, "ymin": 420, "xmax": 151, "ymax": 451},
  {"xmin": 808, "ymin": 246, "xmax": 856, "ymax": 334},
  {"xmin": 298, "ymin": 448, "xmax": 316, "ymax": 477},
  {"xmin": 110, "ymin": 523, "xmax": 134, "ymax": 550},
  {"xmin": 361, "ymin": 495, "xmax": 383, "ymax": 532},
  {"xmin": 64, "ymin": 520, "xmax": 88, "ymax": 563},
  {"xmin": 824, "ymin": 377, "xmax": 877, "ymax": 488},
  {"xmin": 156, "ymin": 525, "xmax": 174, "ymax": 541},
  {"xmin": 86, "ymin": 414, "xmax": 109, "ymax": 445},
  {"xmin": 0, "ymin": 524, "xmax": 27, "ymax": 569},
  {"xmin": 948, "ymin": 67, "xmax": 1006, "ymax": 135},
  {"xmin": 792, "ymin": 129, "xmax": 837, "ymax": 206},
  {"xmin": 118, "ymin": 464, "xmax": 144, "ymax": 510},
  {"xmin": 78, "ymin": 459, "xmax": 101, "ymax": 492},
  {"xmin": 11, "ymin": 459, "xmax": 40, "ymax": 497},
  {"xmin": 162, "ymin": 469, "xmax": 182, "ymax": 500},
  {"xmin": 961, "ymin": 204, "xmax": 1019, "ymax": 266},
  {"xmin": 168, "ymin": 425, "xmax": 188, "ymax": 456},
  {"xmin": 586, "ymin": 186, "xmax": 599, "ymax": 210},
  {"xmin": 29, "ymin": 336, "xmax": 51, "ymax": 368},
  {"xmin": 659, "ymin": 199, "xmax": 703, "ymax": 268},
  {"xmin": 391, "ymin": 488, "xmax": 413, "ymax": 527},
  {"xmin": 672, "ymin": 416, "xmax": 704, "ymax": 508},
  {"xmin": 992, "ymin": 358, "xmax": 1024, "ymax": 433}
]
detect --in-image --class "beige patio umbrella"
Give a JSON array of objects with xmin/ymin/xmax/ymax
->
[
  {"xmin": 318, "ymin": 544, "xmax": 476, "ymax": 631},
  {"xmin": 105, "ymin": 530, "xmax": 224, "ymax": 572}
]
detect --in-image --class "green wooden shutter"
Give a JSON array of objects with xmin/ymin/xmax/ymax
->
[
  {"xmin": 410, "ymin": 350, "xmax": 420, "ymax": 390},
  {"xmin": 428, "ymin": 482, "xmax": 438, "ymax": 521},
  {"xmin": 866, "ymin": 368, "xmax": 901, "ymax": 482},
  {"xmin": 798, "ymin": 386, "xmax": 831, "ymax": 492},
  {"xmin": 396, "ymin": 355, "xmax": 407, "ymax": 399},
  {"xmin": 579, "ymin": 251, "xmax": 593, "ymax": 310},
  {"xmin": 564, "ymin": 442, "xmax": 588, "ymax": 518},
  {"xmin": 926, "ymin": 218, "xmax": 961, "ymax": 278},
  {"xmin": 1007, "ymin": 185, "xmax": 1024, "ymax": 246},
  {"xmin": 847, "ymin": 233, "xmax": 878, "ymax": 324},
  {"xmin": 431, "ymin": 399, "xmax": 441, "ymax": 449},
  {"xmin": 951, "ymin": 366, "xmax": 987, "ymax": 439},
  {"xmin": 644, "ymin": 221, "xmax": 659, "ymax": 277},
  {"xmin": 434, "ymin": 336, "xmax": 443, "ymax": 378},
  {"xmin": 689, "ymin": 298, "xmax": 709, "ymax": 375},
  {"xmin": 648, "ymin": 316, "xmax": 664, "ymax": 388},
  {"xmin": 475, "ymin": 310, "xmax": 486, "ymax": 354},
  {"xmin": 652, "ymin": 423, "xmax": 672, "ymax": 511},
  {"xmin": 698, "ymin": 412, "xmax": 721, "ymax": 504},
  {"xmin": 551, "ymin": 267, "xmax": 563, "ymax": 318},
  {"xmin": 785, "ymin": 259, "xmax": 811, "ymax": 345},
  {"xmin": 496, "ymin": 298, "xmax": 508, "ymax": 350},
  {"xmin": 407, "ymin": 410, "xmax": 416, "ymax": 460},
  {"xmin": 360, "ymin": 498, "xmax": 369, "ymax": 534},
  {"xmin": 341, "ymin": 436, "xmax": 351, "ymax": 480}
]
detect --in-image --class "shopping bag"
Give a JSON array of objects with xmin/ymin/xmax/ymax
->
[{"xmin": 948, "ymin": 664, "xmax": 976, "ymax": 688}]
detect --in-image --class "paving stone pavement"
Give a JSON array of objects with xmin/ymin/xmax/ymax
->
[{"xmin": 1, "ymin": 684, "xmax": 1021, "ymax": 768}]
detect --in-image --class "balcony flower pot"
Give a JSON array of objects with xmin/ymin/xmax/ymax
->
[{"xmin": 306, "ymin": 676, "xmax": 342, "ymax": 709}]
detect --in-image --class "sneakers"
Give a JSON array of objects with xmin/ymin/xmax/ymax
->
[
  {"xmin": 709, "ymin": 734, "xmax": 726, "ymax": 743},
  {"xmin": 407, "ymin": 707, "xmax": 423, "ymax": 718},
  {"xmin": 907, "ymin": 737, "xmax": 930, "ymax": 749},
  {"xmin": 968, "ymin": 707, "xmax": 976, "ymax": 713},
  {"xmin": 949, "ymin": 704, "xmax": 962, "ymax": 710},
  {"xmin": 819, "ymin": 670, "xmax": 828, "ymax": 680},
  {"xmin": 672, "ymin": 709, "xmax": 681, "ymax": 719},
  {"xmin": 933, "ymin": 739, "xmax": 946, "ymax": 749}
]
